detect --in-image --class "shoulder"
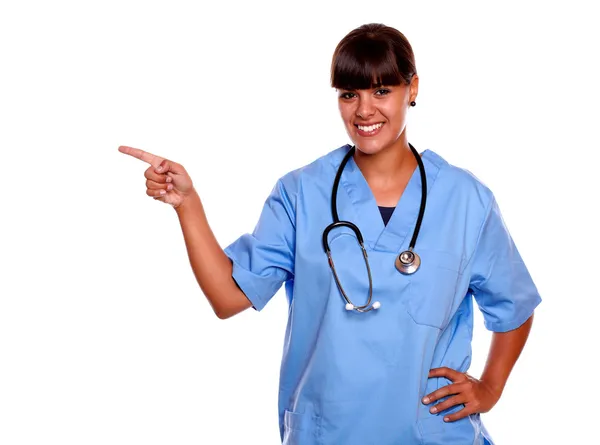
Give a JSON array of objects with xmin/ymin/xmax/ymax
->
[
  {"xmin": 425, "ymin": 148, "xmax": 495, "ymax": 212},
  {"xmin": 275, "ymin": 144, "xmax": 351, "ymax": 195}
]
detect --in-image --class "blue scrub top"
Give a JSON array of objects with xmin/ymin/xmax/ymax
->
[{"xmin": 224, "ymin": 144, "xmax": 541, "ymax": 445}]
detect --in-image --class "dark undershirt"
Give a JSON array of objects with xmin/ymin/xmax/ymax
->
[{"xmin": 378, "ymin": 206, "xmax": 395, "ymax": 226}]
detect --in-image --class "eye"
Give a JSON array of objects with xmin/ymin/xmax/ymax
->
[
  {"xmin": 375, "ymin": 88, "xmax": 391, "ymax": 96},
  {"xmin": 339, "ymin": 91, "xmax": 356, "ymax": 100}
]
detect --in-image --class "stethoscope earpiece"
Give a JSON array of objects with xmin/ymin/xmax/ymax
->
[{"xmin": 345, "ymin": 301, "xmax": 381, "ymax": 311}]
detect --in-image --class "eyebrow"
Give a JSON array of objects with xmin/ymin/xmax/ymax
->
[{"xmin": 337, "ymin": 85, "xmax": 392, "ymax": 92}]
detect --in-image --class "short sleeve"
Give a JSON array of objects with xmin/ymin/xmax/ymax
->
[
  {"xmin": 469, "ymin": 194, "xmax": 542, "ymax": 332},
  {"xmin": 223, "ymin": 178, "xmax": 296, "ymax": 312}
]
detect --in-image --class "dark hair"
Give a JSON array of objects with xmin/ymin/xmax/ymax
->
[{"xmin": 330, "ymin": 23, "xmax": 417, "ymax": 90}]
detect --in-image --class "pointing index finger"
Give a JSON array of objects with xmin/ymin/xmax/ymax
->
[{"xmin": 118, "ymin": 145, "xmax": 165, "ymax": 167}]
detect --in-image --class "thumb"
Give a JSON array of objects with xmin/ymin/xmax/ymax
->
[{"xmin": 155, "ymin": 158, "xmax": 183, "ymax": 175}]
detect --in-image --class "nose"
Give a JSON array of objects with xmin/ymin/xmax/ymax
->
[{"xmin": 356, "ymin": 96, "xmax": 375, "ymax": 119}]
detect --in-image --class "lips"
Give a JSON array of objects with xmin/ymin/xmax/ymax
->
[{"xmin": 355, "ymin": 122, "xmax": 384, "ymax": 137}]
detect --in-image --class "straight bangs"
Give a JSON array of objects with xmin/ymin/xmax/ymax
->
[{"xmin": 331, "ymin": 39, "xmax": 405, "ymax": 91}]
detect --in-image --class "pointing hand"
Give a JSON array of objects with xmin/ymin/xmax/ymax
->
[{"xmin": 118, "ymin": 145, "xmax": 194, "ymax": 208}]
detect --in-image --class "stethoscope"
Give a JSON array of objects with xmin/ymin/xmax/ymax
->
[{"xmin": 322, "ymin": 143, "xmax": 427, "ymax": 313}]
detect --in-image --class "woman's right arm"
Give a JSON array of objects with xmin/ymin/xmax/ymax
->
[
  {"xmin": 118, "ymin": 145, "xmax": 252, "ymax": 320},
  {"xmin": 175, "ymin": 189, "xmax": 253, "ymax": 319}
]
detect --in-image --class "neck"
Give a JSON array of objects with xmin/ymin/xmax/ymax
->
[{"xmin": 353, "ymin": 136, "xmax": 417, "ymax": 189}]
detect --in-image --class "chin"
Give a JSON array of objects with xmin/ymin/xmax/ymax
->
[{"xmin": 352, "ymin": 138, "xmax": 390, "ymax": 156}]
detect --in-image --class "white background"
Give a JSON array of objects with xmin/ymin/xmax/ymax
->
[{"xmin": 1, "ymin": 0, "xmax": 598, "ymax": 443}]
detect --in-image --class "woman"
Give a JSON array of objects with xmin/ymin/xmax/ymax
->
[{"xmin": 119, "ymin": 23, "xmax": 541, "ymax": 445}]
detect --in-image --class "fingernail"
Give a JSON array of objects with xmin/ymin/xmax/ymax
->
[
  {"xmin": 422, "ymin": 397, "xmax": 430, "ymax": 404},
  {"xmin": 430, "ymin": 407, "xmax": 437, "ymax": 413},
  {"xmin": 166, "ymin": 177, "xmax": 172, "ymax": 183},
  {"xmin": 167, "ymin": 184, "xmax": 173, "ymax": 190},
  {"xmin": 444, "ymin": 417, "xmax": 449, "ymax": 422},
  {"xmin": 160, "ymin": 190, "xmax": 166, "ymax": 195},
  {"xmin": 156, "ymin": 166, "xmax": 163, "ymax": 172}
]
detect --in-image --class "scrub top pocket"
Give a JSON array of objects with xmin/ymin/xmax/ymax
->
[
  {"xmin": 403, "ymin": 249, "xmax": 463, "ymax": 329},
  {"xmin": 282, "ymin": 409, "xmax": 314, "ymax": 445}
]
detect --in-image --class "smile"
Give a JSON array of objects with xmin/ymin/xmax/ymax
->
[{"xmin": 355, "ymin": 122, "xmax": 384, "ymax": 137}]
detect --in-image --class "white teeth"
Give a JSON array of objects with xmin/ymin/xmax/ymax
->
[{"xmin": 357, "ymin": 123, "xmax": 383, "ymax": 132}]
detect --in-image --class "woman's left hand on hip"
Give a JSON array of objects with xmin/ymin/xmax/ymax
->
[{"xmin": 421, "ymin": 367, "xmax": 501, "ymax": 422}]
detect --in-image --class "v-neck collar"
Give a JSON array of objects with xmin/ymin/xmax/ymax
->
[{"xmin": 332, "ymin": 144, "xmax": 441, "ymax": 254}]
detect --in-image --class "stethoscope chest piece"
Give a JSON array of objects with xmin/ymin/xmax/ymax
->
[{"xmin": 395, "ymin": 249, "xmax": 421, "ymax": 275}]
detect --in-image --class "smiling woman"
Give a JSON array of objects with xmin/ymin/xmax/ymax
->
[{"xmin": 120, "ymin": 22, "xmax": 541, "ymax": 445}]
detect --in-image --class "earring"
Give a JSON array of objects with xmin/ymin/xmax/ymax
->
[{"xmin": 410, "ymin": 101, "xmax": 416, "ymax": 107}]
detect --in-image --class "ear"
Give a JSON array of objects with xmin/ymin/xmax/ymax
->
[{"xmin": 409, "ymin": 74, "xmax": 419, "ymax": 101}]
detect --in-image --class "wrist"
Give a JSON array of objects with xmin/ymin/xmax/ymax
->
[
  {"xmin": 174, "ymin": 188, "xmax": 200, "ymax": 213},
  {"xmin": 479, "ymin": 378, "xmax": 505, "ymax": 398}
]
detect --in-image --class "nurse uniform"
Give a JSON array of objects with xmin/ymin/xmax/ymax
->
[{"xmin": 224, "ymin": 144, "xmax": 542, "ymax": 445}]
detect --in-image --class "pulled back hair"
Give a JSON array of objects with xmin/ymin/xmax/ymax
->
[{"xmin": 331, "ymin": 23, "xmax": 417, "ymax": 90}]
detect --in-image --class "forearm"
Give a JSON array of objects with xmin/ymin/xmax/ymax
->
[
  {"xmin": 174, "ymin": 188, "xmax": 249, "ymax": 318},
  {"xmin": 480, "ymin": 313, "xmax": 534, "ymax": 396}
]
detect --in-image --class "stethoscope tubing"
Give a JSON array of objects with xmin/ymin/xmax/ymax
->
[{"xmin": 322, "ymin": 143, "xmax": 427, "ymax": 312}]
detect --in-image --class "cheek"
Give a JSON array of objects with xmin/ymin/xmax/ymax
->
[
  {"xmin": 381, "ymin": 106, "xmax": 406, "ymax": 131},
  {"xmin": 338, "ymin": 103, "xmax": 355, "ymax": 123}
]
